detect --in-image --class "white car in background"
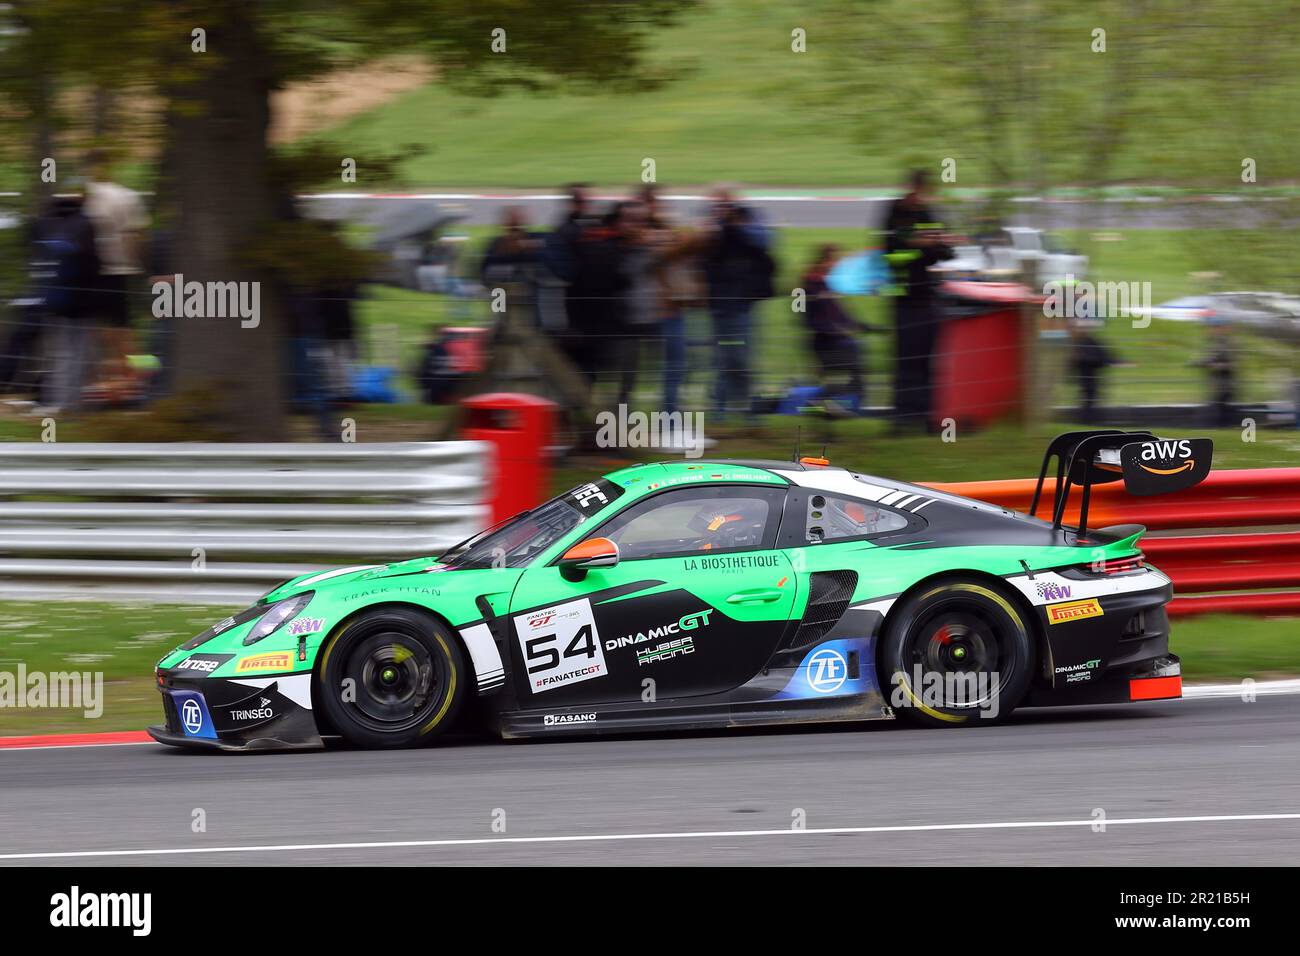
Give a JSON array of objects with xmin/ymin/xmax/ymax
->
[{"xmin": 938, "ymin": 226, "xmax": 1089, "ymax": 287}]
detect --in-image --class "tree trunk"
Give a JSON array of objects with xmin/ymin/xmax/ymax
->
[{"xmin": 167, "ymin": 4, "xmax": 288, "ymax": 440}]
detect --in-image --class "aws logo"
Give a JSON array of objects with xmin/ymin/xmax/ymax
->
[
  {"xmin": 1121, "ymin": 437, "xmax": 1212, "ymax": 497},
  {"xmin": 1137, "ymin": 439, "xmax": 1194, "ymax": 475}
]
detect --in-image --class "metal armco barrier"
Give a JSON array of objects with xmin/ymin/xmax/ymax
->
[
  {"xmin": 928, "ymin": 468, "xmax": 1300, "ymax": 618},
  {"xmin": 0, "ymin": 442, "xmax": 490, "ymax": 604}
]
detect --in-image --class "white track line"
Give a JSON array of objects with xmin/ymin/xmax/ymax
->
[{"xmin": 4, "ymin": 813, "xmax": 1300, "ymax": 861}]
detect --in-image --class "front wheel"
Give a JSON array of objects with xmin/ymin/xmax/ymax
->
[
  {"xmin": 880, "ymin": 580, "xmax": 1035, "ymax": 727},
  {"xmin": 317, "ymin": 606, "xmax": 467, "ymax": 748}
]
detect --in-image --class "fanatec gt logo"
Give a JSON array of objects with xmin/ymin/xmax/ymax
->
[{"xmin": 606, "ymin": 609, "xmax": 713, "ymax": 651}]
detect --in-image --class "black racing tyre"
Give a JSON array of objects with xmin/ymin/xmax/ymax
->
[
  {"xmin": 880, "ymin": 579, "xmax": 1035, "ymax": 727},
  {"xmin": 317, "ymin": 606, "xmax": 467, "ymax": 748}
]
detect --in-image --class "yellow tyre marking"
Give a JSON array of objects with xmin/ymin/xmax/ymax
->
[
  {"xmin": 322, "ymin": 619, "xmax": 458, "ymax": 737},
  {"xmin": 893, "ymin": 672, "xmax": 967, "ymax": 723},
  {"xmin": 420, "ymin": 633, "xmax": 458, "ymax": 734},
  {"xmin": 319, "ymin": 622, "xmax": 352, "ymax": 674},
  {"xmin": 900, "ymin": 582, "xmax": 1024, "ymax": 723}
]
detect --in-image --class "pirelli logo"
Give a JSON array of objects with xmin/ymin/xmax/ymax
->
[
  {"xmin": 1046, "ymin": 598, "xmax": 1104, "ymax": 625},
  {"xmin": 235, "ymin": 652, "xmax": 294, "ymax": 673}
]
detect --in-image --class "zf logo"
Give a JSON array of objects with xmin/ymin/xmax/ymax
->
[
  {"xmin": 807, "ymin": 648, "xmax": 848, "ymax": 694},
  {"xmin": 181, "ymin": 699, "xmax": 204, "ymax": 734}
]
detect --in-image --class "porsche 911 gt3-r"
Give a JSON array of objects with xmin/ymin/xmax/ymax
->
[{"xmin": 149, "ymin": 430, "xmax": 1208, "ymax": 750}]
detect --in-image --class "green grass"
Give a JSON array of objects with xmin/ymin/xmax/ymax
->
[
  {"xmin": 0, "ymin": 600, "xmax": 1291, "ymax": 736},
  {"xmin": 0, "ymin": 602, "xmax": 220, "ymax": 735},
  {"xmin": 1174, "ymin": 615, "xmax": 1300, "ymax": 681},
  {"xmin": 312, "ymin": 0, "xmax": 1300, "ymax": 190}
]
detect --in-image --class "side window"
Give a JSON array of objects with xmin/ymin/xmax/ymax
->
[
  {"xmin": 805, "ymin": 493, "xmax": 909, "ymax": 544},
  {"xmin": 594, "ymin": 486, "xmax": 784, "ymax": 560}
]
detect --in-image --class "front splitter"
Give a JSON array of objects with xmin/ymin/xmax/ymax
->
[{"xmin": 147, "ymin": 725, "xmax": 323, "ymax": 753}]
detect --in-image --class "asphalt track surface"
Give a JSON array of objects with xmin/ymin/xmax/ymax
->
[{"xmin": 3, "ymin": 690, "xmax": 1299, "ymax": 867}]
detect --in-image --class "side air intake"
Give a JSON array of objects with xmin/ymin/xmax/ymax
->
[{"xmin": 783, "ymin": 570, "xmax": 858, "ymax": 651}]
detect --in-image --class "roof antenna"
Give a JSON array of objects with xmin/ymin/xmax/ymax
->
[{"xmin": 794, "ymin": 426, "xmax": 801, "ymax": 464}]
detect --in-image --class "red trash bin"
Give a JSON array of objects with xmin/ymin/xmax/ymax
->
[
  {"xmin": 931, "ymin": 281, "xmax": 1041, "ymax": 429},
  {"xmin": 460, "ymin": 393, "xmax": 556, "ymax": 524}
]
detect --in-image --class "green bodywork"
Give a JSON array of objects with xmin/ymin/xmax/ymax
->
[{"xmin": 156, "ymin": 461, "xmax": 1146, "ymax": 683}]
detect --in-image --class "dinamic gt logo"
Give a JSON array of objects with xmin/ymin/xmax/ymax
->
[
  {"xmin": 607, "ymin": 609, "xmax": 713, "ymax": 650},
  {"xmin": 181, "ymin": 699, "xmax": 204, "ymax": 734},
  {"xmin": 807, "ymin": 648, "xmax": 848, "ymax": 694}
]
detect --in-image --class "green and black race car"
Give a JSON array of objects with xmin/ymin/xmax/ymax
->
[{"xmin": 150, "ymin": 430, "xmax": 1211, "ymax": 751}]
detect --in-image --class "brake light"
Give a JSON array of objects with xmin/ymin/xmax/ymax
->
[{"xmin": 1098, "ymin": 555, "xmax": 1145, "ymax": 575}]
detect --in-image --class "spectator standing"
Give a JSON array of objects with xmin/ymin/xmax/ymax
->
[
  {"xmin": 801, "ymin": 243, "xmax": 873, "ymax": 410},
  {"xmin": 83, "ymin": 150, "xmax": 148, "ymax": 390},
  {"xmin": 702, "ymin": 186, "xmax": 775, "ymax": 427},
  {"xmin": 615, "ymin": 199, "xmax": 659, "ymax": 407},
  {"xmin": 1066, "ymin": 318, "xmax": 1113, "ymax": 424},
  {"xmin": 538, "ymin": 183, "xmax": 593, "ymax": 339},
  {"xmin": 479, "ymin": 206, "xmax": 541, "ymax": 294},
  {"xmin": 567, "ymin": 201, "xmax": 636, "ymax": 384},
  {"xmin": 35, "ymin": 187, "xmax": 101, "ymax": 413},
  {"xmin": 644, "ymin": 188, "xmax": 706, "ymax": 415},
  {"xmin": 881, "ymin": 169, "xmax": 954, "ymax": 431},
  {"xmin": 1198, "ymin": 317, "xmax": 1237, "ymax": 427}
]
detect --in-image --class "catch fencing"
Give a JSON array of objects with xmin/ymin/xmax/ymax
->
[
  {"xmin": 0, "ymin": 442, "xmax": 489, "ymax": 604},
  {"xmin": 929, "ymin": 468, "xmax": 1300, "ymax": 617}
]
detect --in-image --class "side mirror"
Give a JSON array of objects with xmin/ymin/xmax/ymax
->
[{"xmin": 558, "ymin": 537, "xmax": 619, "ymax": 581}]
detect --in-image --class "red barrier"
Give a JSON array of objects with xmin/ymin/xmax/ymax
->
[{"xmin": 927, "ymin": 468, "xmax": 1300, "ymax": 618}]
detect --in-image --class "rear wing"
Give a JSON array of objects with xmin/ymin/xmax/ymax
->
[{"xmin": 1029, "ymin": 430, "xmax": 1213, "ymax": 536}]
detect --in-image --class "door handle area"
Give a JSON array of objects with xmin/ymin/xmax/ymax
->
[{"xmin": 726, "ymin": 588, "xmax": 785, "ymax": 605}]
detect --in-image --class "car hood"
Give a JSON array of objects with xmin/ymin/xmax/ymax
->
[
  {"xmin": 263, "ymin": 558, "xmax": 459, "ymax": 601},
  {"xmin": 156, "ymin": 557, "xmax": 501, "ymax": 674}
]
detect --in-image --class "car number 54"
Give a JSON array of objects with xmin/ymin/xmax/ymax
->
[{"xmin": 514, "ymin": 598, "xmax": 609, "ymax": 693}]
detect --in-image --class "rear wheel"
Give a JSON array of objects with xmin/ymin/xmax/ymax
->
[
  {"xmin": 318, "ymin": 606, "xmax": 466, "ymax": 748},
  {"xmin": 880, "ymin": 580, "xmax": 1034, "ymax": 727}
]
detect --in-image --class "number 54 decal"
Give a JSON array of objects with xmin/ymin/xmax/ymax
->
[{"xmin": 514, "ymin": 598, "xmax": 609, "ymax": 694}]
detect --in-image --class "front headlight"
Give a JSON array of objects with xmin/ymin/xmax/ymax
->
[{"xmin": 243, "ymin": 592, "xmax": 314, "ymax": 645}]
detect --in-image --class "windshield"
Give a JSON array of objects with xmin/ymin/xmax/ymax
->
[{"xmin": 439, "ymin": 480, "xmax": 622, "ymax": 570}]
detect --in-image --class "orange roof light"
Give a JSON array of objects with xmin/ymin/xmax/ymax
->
[{"xmin": 800, "ymin": 456, "xmax": 830, "ymax": 467}]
